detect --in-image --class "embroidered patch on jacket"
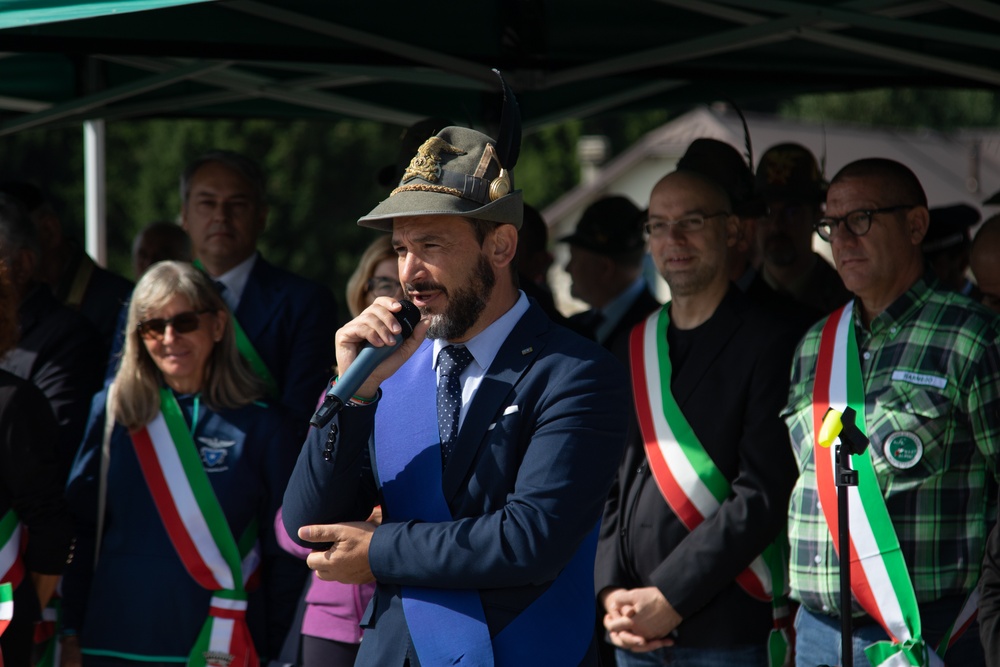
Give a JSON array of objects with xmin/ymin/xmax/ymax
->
[
  {"xmin": 198, "ymin": 436, "xmax": 235, "ymax": 471},
  {"xmin": 883, "ymin": 431, "xmax": 923, "ymax": 469}
]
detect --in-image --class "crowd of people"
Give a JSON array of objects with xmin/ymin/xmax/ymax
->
[{"xmin": 1, "ymin": 104, "xmax": 1000, "ymax": 667}]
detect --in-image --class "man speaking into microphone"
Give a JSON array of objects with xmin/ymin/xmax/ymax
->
[{"xmin": 281, "ymin": 103, "xmax": 630, "ymax": 665}]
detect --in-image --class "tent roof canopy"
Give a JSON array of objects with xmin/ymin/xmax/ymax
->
[{"xmin": 2, "ymin": 0, "xmax": 999, "ymax": 136}]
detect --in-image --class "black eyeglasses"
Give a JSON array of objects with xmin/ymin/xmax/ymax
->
[
  {"xmin": 644, "ymin": 211, "xmax": 730, "ymax": 238},
  {"xmin": 815, "ymin": 205, "xmax": 917, "ymax": 242},
  {"xmin": 366, "ymin": 276, "xmax": 401, "ymax": 298},
  {"xmin": 137, "ymin": 310, "xmax": 215, "ymax": 340}
]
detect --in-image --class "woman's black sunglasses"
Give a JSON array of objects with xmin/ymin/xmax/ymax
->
[{"xmin": 137, "ymin": 309, "xmax": 215, "ymax": 340}]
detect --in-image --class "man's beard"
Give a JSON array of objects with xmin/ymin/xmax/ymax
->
[{"xmin": 411, "ymin": 254, "xmax": 496, "ymax": 340}]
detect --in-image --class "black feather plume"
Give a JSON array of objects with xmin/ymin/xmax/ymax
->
[
  {"xmin": 733, "ymin": 101, "xmax": 753, "ymax": 171},
  {"xmin": 492, "ymin": 68, "xmax": 521, "ymax": 171},
  {"xmin": 719, "ymin": 94, "xmax": 754, "ymax": 171}
]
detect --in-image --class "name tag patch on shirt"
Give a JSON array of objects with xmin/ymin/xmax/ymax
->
[
  {"xmin": 891, "ymin": 370, "xmax": 948, "ymax": 390},
  {"xmin": 883, "ymin": 431, "xmax": 923, "ymax": 469}
]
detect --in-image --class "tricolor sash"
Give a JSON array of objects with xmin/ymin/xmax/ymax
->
[
  {"xmin": 192, "ymin": 259, "xmax": 279, "ymax": 399},
  {"xmin": 1, "ymin": 581, "xmax": 12, "ymax": 667},
  {"xmin": 813, "ymin": 302, "xmax": 943, "ymax": 667},
  {"xmin": 131, "ymin": 389, "xmax": 258, "ymax": 667},
  {"xmin": 33, "ymin": 596, "xmax": 62, "ymax": 667},
  {"xmin": 375, "ymin": 340, "xmax": 597, "ymax": 666},
  {"xmin": 630, "ymin": 308, "xmax": 792, "ymax": 667},
  {"xmin": 0, "ymin": 510, "xmax": 24, "ymax": 591},
  {"xmin": 0, "ymin": 582, "xmax": 12, "ymax": 633}
]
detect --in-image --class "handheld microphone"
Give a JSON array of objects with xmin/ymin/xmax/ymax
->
[{"xmin": 310, "ymin": 300, "xmax": 421, "ymax": 428}]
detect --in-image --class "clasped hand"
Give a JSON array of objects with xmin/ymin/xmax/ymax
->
[
  {"xmin": 601, "ymin": 586, "xmax": 682, "ymax": 652},
  {"xmin": 299, "ymin": 521, "xmax": 377, "ymax": 585}
]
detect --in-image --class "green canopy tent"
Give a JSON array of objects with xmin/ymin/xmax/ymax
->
[
  {"xmin": 1, "ymin": 0, "xmax": 999, "ymax": 258},
  {"xmin": 3, "ymin": 0, "xmax": 1000, "ymax": 132}
]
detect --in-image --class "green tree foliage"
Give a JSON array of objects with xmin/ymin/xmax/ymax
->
[
  {"xmin": 779, "ymin": 88, "xmax": 1000, "ymax": 130},
  {"xmin": 1, "ymin": 118, "xmax": 402, "ymax": 311}
]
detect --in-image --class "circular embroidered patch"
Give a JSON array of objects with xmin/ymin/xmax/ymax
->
[{"xmin": 883, "ymin": 431, "xmax": 923, "ymax": 469}]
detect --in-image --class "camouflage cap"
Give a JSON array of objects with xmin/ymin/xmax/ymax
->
[
  {"xmin": 755, "ymin": 143, "xmax": 826, "ymax": 204},
  {"xmin": 359, "ymin": 126, "xmax": 523, "ymax": 231}
]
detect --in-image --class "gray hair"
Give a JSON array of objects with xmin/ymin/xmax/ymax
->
[
  {"xmin": 111, "ymin": 261, "xmax": 266, "ymax": 429},
  {"xmin": 179, "ymin": 150, "xmax": 267, "ymax": 205}
]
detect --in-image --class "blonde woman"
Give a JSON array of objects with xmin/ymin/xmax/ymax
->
[
  {"xmin": 61, "ymin": 261, "xmax": 301, "ymax": 667},
  {"xmin": 344, "ymin": 235, "xmax": 403, "ymax": 318}
]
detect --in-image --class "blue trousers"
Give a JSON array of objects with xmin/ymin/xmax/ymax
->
[
  {"xmin": 614, "ymin": 643, "xmax": 767, "ymax": 666},
  {"xmin": 793, "ymin": 603, "xmax": 983, "ymax": 667}
]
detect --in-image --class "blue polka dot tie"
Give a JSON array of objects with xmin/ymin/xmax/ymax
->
[{"xmin": 437, "ymin": 345, "xmax": 474, "ymax": 467}]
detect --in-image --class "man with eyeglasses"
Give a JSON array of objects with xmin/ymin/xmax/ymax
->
[
  {"xmin": 179, "ymin": 150, "xmax": 339, "ymax": 431},
  {"xmin": 784, "ymin": 158, "xmax": 1000, "ymax": 666},
  {"xmin": 755, "ymin": 143, "xmax": 850, "ymax": 318},
  {"xmin": 675, "ymin": 138, "xmax": 816, "ymax": 335},
  {"xmin": 596, "ymin": 170, "xmax": 799, "ymax": 666}
]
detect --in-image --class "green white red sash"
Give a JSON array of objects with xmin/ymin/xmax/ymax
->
[
  {"xmin": 131, "ymin": 389, "xmax": 258, "ymax": 667},
  {"xmin": 0, "ymin": 582, "xmax": 12, "ymax": 634},
  {"xmin": 813, "ymin": 302, "xmax": 943, "ymax": 667},
  {"xmin": 1, "ymin": 581, "xmax": 12, "ymax": 667},
  {"xmin": 0, "ymin": 510, "xmax": 24, "ymax": 590},
  {"xmin": 33, "ymin": 596, "xmax": 62, "ymax": 667},
  {"xmin": 630, "ymin": 307, "xmax": 792, "ymax": 667}
]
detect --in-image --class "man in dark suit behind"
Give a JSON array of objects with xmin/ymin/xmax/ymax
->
[
  {"xmin": 563, "ymin": 196, "xmax": 660, "ymax": 364},
  {"xmin": 0, "ymin": 194, "xmax": 103, "ymax": 478},
  {"xmin": 180, "ymin": 150, "xmax": 339, "ymax": 431},
  {"xmin": 596, "ymin": 170, "xmax": 799, "ymax": 666},
  {"xmin": 282, "ymin": 121, "xmax": 630, "ymax": 666},
  {"xmin": 0, "ymin": 181, "xmax": 133, "ymax": 359}
]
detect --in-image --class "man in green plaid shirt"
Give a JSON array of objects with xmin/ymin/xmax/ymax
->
[{"xmin": 783, "ymin": 158, "xmax": 1000, "ymax": 667}]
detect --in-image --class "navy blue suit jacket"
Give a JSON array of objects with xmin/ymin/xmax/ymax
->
[
  {"xmin": 282, "ymin": 301, "xmax": 630, "ymax": 666},
  {"xmin": 231, "ymin": 257, "xmax": 338, "ymax": 432}
]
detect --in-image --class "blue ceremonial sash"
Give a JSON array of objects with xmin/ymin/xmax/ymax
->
[{"xmin": 375, "ymin": 340, "xmax": 597, "ymax": 666}]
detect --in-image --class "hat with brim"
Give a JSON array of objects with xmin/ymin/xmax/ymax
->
[
  {"xmin": 360, "ymin": 126, "xmax": 523, "ymax": 231},
  {"xmin": 677, "ymin": 138, "xmax": 765, "ymax": 218},
  {"xmin": 559, "ymin": 195, "xmax": 644, "ymax": 256},
  {"xmin": 755, "ymin": 143, "xmax": 826, "ymax": 204},
  {"xmin": 923, "ymin": 203, "xmax": 980, "ymax": 253}
]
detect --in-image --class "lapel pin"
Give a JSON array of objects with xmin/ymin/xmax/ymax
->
[{"xmin": 521, "ymin": 346, "xmax": 533, "ymax": 355}]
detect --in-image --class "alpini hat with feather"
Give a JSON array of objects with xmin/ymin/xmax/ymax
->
[{"xmin": 359, "ymin": 70, "xmax": 523, "ymax": 231}]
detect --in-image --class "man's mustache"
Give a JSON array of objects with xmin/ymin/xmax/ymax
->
[{"xmin": 406, "ymin": 282, "xmax": 448, "ymax": 295}]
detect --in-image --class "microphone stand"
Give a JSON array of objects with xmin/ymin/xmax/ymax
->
[{"xmin": 826, "ymin": 406, "xmax": 869, "ymax": 667}]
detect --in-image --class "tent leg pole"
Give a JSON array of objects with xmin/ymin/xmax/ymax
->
[{"xmin": 84, "ymin": 118, "xmax": 107, "ymax": 267}]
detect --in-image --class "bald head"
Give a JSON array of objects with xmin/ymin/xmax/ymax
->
[
  {"xmin": 831, "ymin": 158, "xmax": 928, "ymax": 209},
  {"xmin": 647, "ymin": 169, "xmax": 738, "ymax": 308},
  {"xmin": 972, "ymin": 213, "xmax": 1000, "ymax": 313},
  {"xmin": 655, "ymin": 170, "xmax": 733, "ymax": 213}
]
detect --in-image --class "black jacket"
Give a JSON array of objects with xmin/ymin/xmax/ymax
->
[
  {"xmin": 0, "ymin": 285, "xmax": 104, "ymax": 478},
  {"xmin": 596, "ymin": 287, "xmax": 799, "ymax": 647}
]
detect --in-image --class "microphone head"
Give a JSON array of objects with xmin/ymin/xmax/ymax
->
[{"xmin": 394, "ymin": 300, "xmax": 421, "ymax": 340}]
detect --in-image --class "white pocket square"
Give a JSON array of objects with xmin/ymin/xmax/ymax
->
[{"xmin": 488, "ymin": 405, "xmax": 520, "ymax": 430}]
